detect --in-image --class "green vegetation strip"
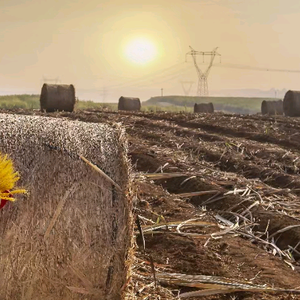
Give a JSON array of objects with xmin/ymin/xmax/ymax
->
[{"xmin": 0, "ymin": 94, "xmax": 279, "ymax": 114}]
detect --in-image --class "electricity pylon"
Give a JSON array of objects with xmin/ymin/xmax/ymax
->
[
  {"xmin": 180, "ymin": 81, "xmax": 194, "ymax": 96},
  {"xmin": 185, "ymin": 46, "xmax": 221, "ymax": 96}
]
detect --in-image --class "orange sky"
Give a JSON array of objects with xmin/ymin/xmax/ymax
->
[{"xmin": 1, "ymin": 0, "xmax": 300, "ymax": 101}]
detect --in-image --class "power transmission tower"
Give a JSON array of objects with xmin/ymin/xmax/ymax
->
[
  {"xmin": 185, "ymin": 46, "xmax": 221, "ymax": 96},
  {"xmin": 180, "ymin": 81, "xmax": 194, "ymax": 96}
]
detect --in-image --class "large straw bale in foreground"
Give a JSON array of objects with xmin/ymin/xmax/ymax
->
[
  {"xmin": 118, "ymin": 96, "xmax": 141, "ymax": 111},
  {"xmin": 194, "ymin": 102, "xmax": 214, "ymax": 113},
  {"xmin": 40, "ymin": 83, "xmax": 76, "ymax": 112},
  {"xmin": 261, "ymin": 100, "xmax": 283, "ymax": 115},
  {"xmin": 283, "ymin": 90, "xmax": 300, "ymax": 117},
  {"xmin": 0, "ymin": 113, "xmax": 131, "ymax": 300}
]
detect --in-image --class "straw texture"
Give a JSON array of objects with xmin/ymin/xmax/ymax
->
[
  {"xmin": 194, "ymin": 103, "xmax": 214, "ymax": 113},
  {"xmin": 118, "ymin": 97, "xmax": 141, "ymax": 111},
  {"xmin": 40, "ymin": 84, "xmax": 76, "ymax": 112},
  {"xmin": 0, "ymin": 113, "xmax": 131, "ymax": 300},
  {"xmin": 261, "ymin": 100, "xmax": 283, "ymax": 115},
  {"xmin": 283, "ymin": 90, "xmax": 300, "ymax": 117}
]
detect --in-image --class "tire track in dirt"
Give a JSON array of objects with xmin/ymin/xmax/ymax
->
[
  {"xmin": 112, "ymin": 111, "xmax": 300, "ymax": 151},
  {"xmin": 129, "ymin": 133, "xmax": 300, "ymax": 261},
  {"xmin": 126, "ymin": 120, "xmax": 300, "ymax": 194},
  {"xmin": 130, "ymin": 117, "xmax": 300, "ymax": 173},
  {"xmin": 179, "ymin": 121, "xmax": 300, "ymax": 151},
  {"xmin": 124, "ymin": 112, "xmax": 300, "ymax": 260}
]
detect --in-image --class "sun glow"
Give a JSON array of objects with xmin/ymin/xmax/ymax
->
[{"xmin": 125, "ymin": 38, "xmax": 157, "ymax": 65}]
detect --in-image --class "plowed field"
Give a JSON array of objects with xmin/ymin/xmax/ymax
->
[{"xmin": 3, "ymin": 109, "xmax": 300, "ymax": 299}]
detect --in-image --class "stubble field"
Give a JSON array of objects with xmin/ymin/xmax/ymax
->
[{"xmin": 3, "ymin": 108, "xmax": 300, "ymax": 299}]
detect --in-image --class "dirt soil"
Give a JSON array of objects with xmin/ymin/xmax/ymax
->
[{"xmin": 3, "ymin": 108, "xmax": 300, "ymax": 299}]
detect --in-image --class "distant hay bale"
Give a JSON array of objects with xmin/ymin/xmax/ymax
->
[
  {"xmin": 0, "ymin": 113, "xmax": 131, "ymax": 300},
  {"xmin": 118, "ymin": 96, "xmax": 141, "ymax": 111},
  {"xmin": 194, "ymin": 102, "xmax": 214, "ymax": 113},
  {"xmin": 283, "ymin": 90, "xmax": 300, "ymax": 117},
  {"xmin": 261, "ymin": 100, "xmax": 283, "ymax": 115},
  {"xmin": 40, "ymin": 84, "xmax": 76, "ymax": 113}
]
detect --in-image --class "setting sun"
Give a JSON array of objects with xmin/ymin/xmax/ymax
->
[{"xmin": 125, "ymin": 38, "xmax": 157, "ymax": 65}]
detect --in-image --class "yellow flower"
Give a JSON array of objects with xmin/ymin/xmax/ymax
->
[{"xmin": 0, "ymin": 153, "xmax": 27, "ymax": 201}]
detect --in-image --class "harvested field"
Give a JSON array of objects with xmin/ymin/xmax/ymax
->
[{"xmin": 2, "ymin": 108, "xmax": 300, "ymax": 299}]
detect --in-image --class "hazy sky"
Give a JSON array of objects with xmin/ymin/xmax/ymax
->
[{"xmin": 1, "ymin": 0, "xmax": 300, "ymax": 101}]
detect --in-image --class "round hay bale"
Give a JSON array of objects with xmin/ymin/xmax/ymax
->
[
  {"xmin": 261, "ymin": 100, "xmax": 283, "ymax": 115},
  {"xmin": 283, "ymin": 90, "xmax": 300, "ymax": 117},
  {"xmin": 261, "ymin": 100, "xmax": 268, "ymax": 115},
  {"xmin": 118, "ymin": 96, "xmax": 141, "ymax": 111},
  {"xmin": 40, "ymin": 84, "xmax": 76, "ymax": 113},
  {"xmin": 194, "ymin": 102, "xmax": 214, "ymax": 113},
  {"xmin": 0, "ymin": 113, "xmax": 132, "ymax": 300}
]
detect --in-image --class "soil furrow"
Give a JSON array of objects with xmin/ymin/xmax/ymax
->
[{"xmin": 126, "ymin": 124, "xmax": 300, "ymax": 194}]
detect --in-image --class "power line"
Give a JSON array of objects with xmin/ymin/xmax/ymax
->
[
  {"xmin": 88, "ymin": 63, "xmax": 191, "ymax": 97},
  {"xmin": 83, "ymin": 65, "xmax": 194, "ymax": 99},
  {"xmin": 105, "ymin": 61, "xmax": 186, "ymax": 90},
  {"xmin": 214, "ymin": 63, "xmax": 300, "ymax": 73},
  {"xmin": 106, "ymin": 61, "xmax": 300, "ymax": 93},
  {"xmin": 122, "ymin": 62, "xmax": 300, "ymax": 91},
  {"xmin": 87, "ymin": 58, "xmax": 300, "ymax": 99},
  {"xmin": 129, "ymin": 65, "xmax": 193, "ymax": 88},
  {"xmin": 77, "ymin": 66, "xmax": 193, "ymax": 99}
]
